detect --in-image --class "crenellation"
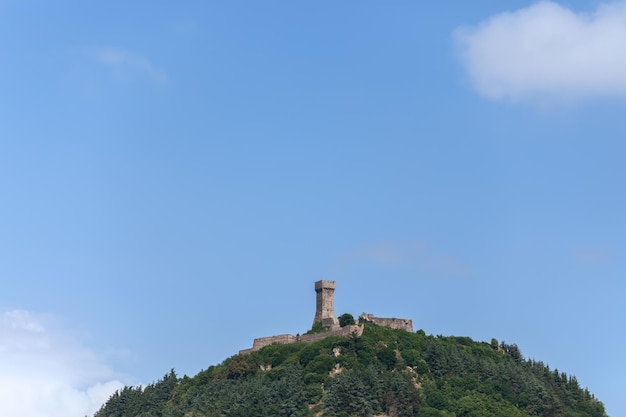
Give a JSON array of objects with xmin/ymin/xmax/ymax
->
[{"xmin": 314, "ymin": 280, "xmax": 336, "ymax": 289}]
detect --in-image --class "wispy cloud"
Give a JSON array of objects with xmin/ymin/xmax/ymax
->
[
  {"xmin": 0, "ymin": 310, "xmax": 125, "ymax": 417},
  {"xmin": 573, "ymin": 245, "xmax": 613, "ymax": 265},
  {"xmin": 454, "ymin": 1, "xmax": 626, "ymax": 103},
  {"xmin": 90, "ymin": 46, "xmax": 168, "ymax": 84},
  {"xmin": 330, "ymin": 241, "xmax": 472, "ymax": 278}
]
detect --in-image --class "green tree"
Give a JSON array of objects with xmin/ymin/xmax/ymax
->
[
  {"xmin": 338, "ymin": 313, "xmax": 355, "ymax": 327},
  {"xmin": 377, "ymin": 347, "xmax": 397, "ymax": 370},
  {"xmin": 491, "ymin": 338, "xmax": 499, "ymax": 350},
  {"xmin": 306, "ymin": 321, "xmax": 326, "ymax": 334}
]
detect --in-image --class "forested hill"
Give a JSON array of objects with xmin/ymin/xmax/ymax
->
[{"xmin": 95, "ymin": 323, "xmax": 607, "ymax": 417}]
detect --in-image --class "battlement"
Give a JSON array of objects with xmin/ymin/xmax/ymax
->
[{"xmin": 314, "ymin": 280, "xmax": 336, "ymax": 290}]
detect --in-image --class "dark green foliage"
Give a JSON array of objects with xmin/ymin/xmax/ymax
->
[
  {"xmin": 338, "ymin": 313, "xmax": 355, "ymax": 327},
  {"xmin": 95, "ymin": 324, "xmax": 607, "ymax": 417},
  {"xmin": 95, "ymin": 370, "xmax": 178, "ymax": 417},
  {"xmin": 324, "ymin": 365, "xmax": 385, "ymax": 416},
  {"xmin": 401, "ymin": 349, "xmax": 420, "ymax": 367},
  {"xmin": 305, "ymin": 354, "xmax": 335, "ymax": 376},
  {"xmin": 298, "ymin": 343, "xmax": 320, "ymax": 367},
  {"xmin": 500, "ymin": 341, "xmax": 524, "ymax": 362},
  {"xmin": 376, "ymin": 346, "xmax": 398, "ymax": 370},
  {"xmin": 490, "ymin": 338, "xmax": 499, "ymax": 350},
  {"xmin": 306, "ymin": 320, "xmax": 326, "ymax": 334}
]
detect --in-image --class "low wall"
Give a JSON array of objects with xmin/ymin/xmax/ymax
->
[
  {"xmin": 253, "ymin": 334, "xmax": 298, "ymax": 350},
  {"xmin": 299, "ymin": 325, "xmax": 363, "ymax": 344},
  {"xmin": 239, "ymin": 325, "xmax": 364, "ymax": 354}
]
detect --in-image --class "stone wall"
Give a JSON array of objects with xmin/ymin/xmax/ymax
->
[
  {"xmin": 239, "ymin": 325, "xmax": 363, "ymax": 354},
  {"xmin": 358, "ymin": 313, "xmax": 414, "ymax": 332},
  {"xmin": 299, "ymin": 324, "xmax": 363, "ymax": 344}
]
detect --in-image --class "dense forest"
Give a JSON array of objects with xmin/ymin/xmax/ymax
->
[{"xmin": 95, "ymin": 320, "xmax": 607, "ymax": 417}]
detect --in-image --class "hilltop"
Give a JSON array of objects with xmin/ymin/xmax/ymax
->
[
  {"xmin": 94, "ymin": 322, "xmax": 607, "ymax": 417},
  {"xmin": 94, "ymin": 282, "xmax": 607, "ymax": 416}
]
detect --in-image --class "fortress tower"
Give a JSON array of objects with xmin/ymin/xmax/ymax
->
[{"xmin": 313, "ymin": 280, "xmax": 339, "ymax": 329}]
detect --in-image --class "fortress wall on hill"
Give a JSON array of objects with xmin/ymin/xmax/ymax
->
[
  {"xmin": 251, "ymin": 334, "xmax": 298, "ymax": 350},
  {"xmin": 238, "ymin": 325, "xmax": 364, "ymax": 354},
  {"xmin": 299, "ymin": 324, "xmax": 363, "ymax": 344},
  {"xmin": 359, "ymin": 313, "xmax": 414, "ymax": 332}
]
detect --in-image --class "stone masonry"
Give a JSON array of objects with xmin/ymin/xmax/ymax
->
[
  {"xmin": 358, "ymin": 313, "xmax": 413, "ymax": 332},
  {"xmin": 238, "ymin": 325, "xmax": 364, "ymax": 355},
  {"xmin": 313, "ymin": 280, "xmax": 339, "ymax": 329},
  {"xmin": 239, "ymin": 280, "xmax": 413, "ymax": 354}
]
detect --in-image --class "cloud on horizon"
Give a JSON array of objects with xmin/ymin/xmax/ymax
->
[
  {"xmin": 455, "ymin": 1, "xmax": 626, "ymax": 103},
  {"xmin": 0, "ymin": 310, "xmax": 125, "ymax": 417}
]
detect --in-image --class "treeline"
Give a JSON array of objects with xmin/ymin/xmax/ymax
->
[{"xmin": 94, "ymin": 322, "xmax": 607, "ymax": 417}]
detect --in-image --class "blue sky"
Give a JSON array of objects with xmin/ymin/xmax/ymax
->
[{"xmin": 1, "ymin": 1, "xmax": 625, "ymax": 416}]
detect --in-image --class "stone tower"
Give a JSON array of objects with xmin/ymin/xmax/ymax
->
[{"xmin": 313, "ymin": 280, "xmax": 339, "ymax": 329}]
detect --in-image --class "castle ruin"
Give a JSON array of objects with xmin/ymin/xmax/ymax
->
[{"xmin": 239, "ymin": 280, "xmax": 413, "ymax": 354}]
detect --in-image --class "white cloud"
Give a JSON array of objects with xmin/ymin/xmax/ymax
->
[
  {"xmin": 455, "ymin": 1, "xmax": 626, "ymax": 102},
  {"xmin": 91, "ymin": 46, "xmax": 168, "ymax": 84},
  {"xmin": 0, "ymin": 310, "xmax": 125, "ymax": 417}
]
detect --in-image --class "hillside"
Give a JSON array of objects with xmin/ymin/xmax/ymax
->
[{"xmin": 94, "ymin": 322, "xmax": 607, "ymax": 417}]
